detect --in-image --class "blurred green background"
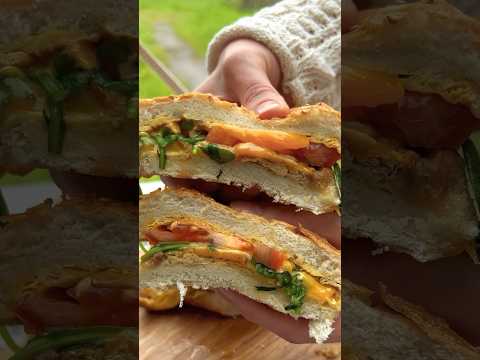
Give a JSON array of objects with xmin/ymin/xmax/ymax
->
[{"xmin": 140, "ymin": 0, "xmax": 269, "ymax": 97}]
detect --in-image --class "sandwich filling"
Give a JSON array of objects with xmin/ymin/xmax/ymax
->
[
  {"xmin": 13, "ymin": 271, "xmax": 138, "ymax": 334},
  {"xmin": 139, "ymin": 118, "xmax": 340, "ymax": 180},
  {"xmin": 0, "ymin": 326, "xmax": 137, "ymax": 360},
  {"xmin": 1, "ymin": 30, "xmax": 138, "ymax": 154},
  {"xmin": 343, "ymin": 66, "xmax": 479, "ymax": 149},
  {"xmin": 139, "ymin": 221, "xmax": 340, "ymax": 314}
]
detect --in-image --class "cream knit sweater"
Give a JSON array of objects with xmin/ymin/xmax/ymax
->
[{"xmin": 207, "ymin": 0, "xmax": 341, "ymax": 110}]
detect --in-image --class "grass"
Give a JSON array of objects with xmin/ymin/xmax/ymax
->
[
  {"xmin": 0, "ymin": 169, "xmax": 51, "ymax": 186},
  {"xmin": 139, "ymin": 0, "xmax": 254, "ymax": 98}
]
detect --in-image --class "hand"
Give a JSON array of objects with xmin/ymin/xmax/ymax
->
[
  {"xmin": 342, "ymin": 0, "xmax": 358, "ymax": 33},
  {"xmin": 50, "ymin": 170, "xmax": 138, "ymax": 202},
  {"xmin": 217, "ymin": 201, "xmax": 341, "ymax": 344},
  {"xmin": 197, "ymin": 38, "xmax": 290, "ymax": 119}
]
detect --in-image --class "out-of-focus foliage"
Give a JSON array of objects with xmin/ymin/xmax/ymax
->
[{"xmin": 140, "ymin": 0, "xmax": 255, "ymax": 98}]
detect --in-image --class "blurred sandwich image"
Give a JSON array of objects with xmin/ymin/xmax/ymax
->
[
  {"xmin": 139, "ymin": 187, "xmax": 340, "ymax": 343},
  {"xmin": 342, "ymin": 0, "xmax": 480, "ymax": 261},
  {"xmin": 0, "ymin": 0, "xmax": 138, "ymax": 178},
  {"xmin": 0, "ymin": 198, "xmax": 138, "ymax": 359},
  {"xmin": 343, "ymin": 280, "xmax": 480, "ymax": 360},
  {"xmin": 139, "ymin": 93, "xmax": 341, "ymax": 215}
]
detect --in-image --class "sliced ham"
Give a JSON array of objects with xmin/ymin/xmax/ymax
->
[{"xmin": 15, "ymin": 284, "xmax": 137, "ymax": 334}]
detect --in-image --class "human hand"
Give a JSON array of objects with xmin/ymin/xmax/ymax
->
[
  {"xmin": 50, "ymin": 170, "xmax": 138, "ymax": 202},
  {"xmin": 342, "ymin": 0, "xmax": 358, "ymax": 33},
  {"xmin": 216, "ymin": 201, "xmax": 341, "ymax": 344},
  {"xmin": 197, "ymin": 38, "xmax": 290, "ymax": 119}
]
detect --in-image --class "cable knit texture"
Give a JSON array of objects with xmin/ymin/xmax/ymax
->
[{"xmin": 207, "ymin": 0, "xmax": 340, "ymax": 109}]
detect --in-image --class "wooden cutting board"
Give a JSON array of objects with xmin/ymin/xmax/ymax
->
[{"xmin": 140, "ymin": 307, "xmax": 340, "ymax": 360}]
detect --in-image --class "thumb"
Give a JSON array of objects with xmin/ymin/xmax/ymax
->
[{"xmin": 234, "ymin": 69, "xmax": 289, "ymax": 119}]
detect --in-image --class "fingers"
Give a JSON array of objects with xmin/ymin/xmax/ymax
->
[
  {"xmin": 236, "ymin": 73, "xmax": 290, "ymax": 119},
  {"xmin": 216, "ymin": 289, "xmax": 313, "ymax": 344},
  {"xmin": 50, "ymin": 170, "xmax": 138, "ymax": 202},
  {"xmin": 197, "ymin": 39, "xmax": 290, "ymax": 119},
  {"xmin": 342, "ymin": 0, "xmax": 359, "ymax": 33},
  {"xmin": 230, "ymin": 201, "xmax": 341, "ymax": 249}
]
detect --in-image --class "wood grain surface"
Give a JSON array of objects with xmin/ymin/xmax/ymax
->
[{"xmin": 140, "ymin": 306, "xmax": 340, "ymax": 360}]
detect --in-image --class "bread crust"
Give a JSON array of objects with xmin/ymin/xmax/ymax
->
[
  {"xmin": 343, "ymin": 0, "xmax": 480, "ymax": 118},
  {"xmin": 139, "ymin": 92, "xmax": 341, "ymax": 150},
  {"xmin": 0, "ymin": 197, "xmax": 137, "ymax": 323},
  {"xmin": 140, "ymin": 187, "xmax": 340, "ymax": 285},
  {"xmin": 344, "ymin": 280, "xmax": 480, "ymax": 359},
  {"xmin": 139, "ymin": 92, "xmax": 341, "ymax": 214}
]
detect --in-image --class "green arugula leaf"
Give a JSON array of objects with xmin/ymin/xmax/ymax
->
[
  {"xmin": 53, "ymin": 53, "xmax": 79, "ymax": 77},
  {"xmin": 3, "ymin": 78, "xmax": 34, "ymax": 99},
  {"xmin": 255, "ymin": 286, "xmax": 278, "ymax": 291},
  {"xmin": 0, "ymin": 84, "xmax": 11, "ymax": 110},
  {"xmin": 177, "ymin": 134, "xmax": 205, "ymax": 146},
  {"xmin": 141, "ymin": 242, "xmax": 190, "ymax": 263},
  {"xmin": 200, "ymin": 143, "xmax": 235, "ymax": 164},
  {"xmin": 0, "ymin": 326, "xmax": 20, "ymax": 353},
  {"xmin": 43, "ymin": 99, "xmax": 65, "ymax": 154},
  {"xmin": 127, "ymin": 95, "xmax": 138, "ymax": 120},
  {"xmin": 283, "ymin": 272, "xmax": 306, "ymax": 314},
  {"xmin": 254, "ymin": 261, "xmax": 306, "ymax": 313},
  {"xmin": 11, "ymin": 326, "xmax": 130, "ymax": 360},
  {"xmin": 180, "ymin": 119, "xmax": 194, "ymax": 132},
  {"xmin": 59, "ymin": 71, "xmax": 92, "ymax": 93},
  {"xmin": 30, "ymin": 70, "xmax": 67, "ymax": 102},
  {"xmin": 0, "ymin": 190, "xmax": 8, "ymax": 216},
  {"xmin": 463, "ymin": 139, "xmax": 480, "ymax": 215}
]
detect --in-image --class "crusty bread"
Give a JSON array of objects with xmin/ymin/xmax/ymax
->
[
  {"xmin": 140, "ymin": 287, "xmax": 240, "ymax": 317},
  {"xmin": 140, "ymin": 148, "xmax": 338, "ymax": 215},
  {"xmin": 140, "ymin": 187, "xmax": 340, "ymax": 284},
  {"xmin": 343, "ymin": 122, "xmax": 479, "ymax": 262},
  {"xmin": 139, "ymin": 93, "xmax": 341, "ymax": 215},
  {"xmin": 0, "ymin": 197, "xmax": 137, "ymax": 324},
  {"xmin": 343, "ymin": 280, "xmax": 480, "ymax": 360},
  {"xmin": 139, "ymin": 254, "xmax": 338, "ymax": 322},
  {"xmin": 0, "ymin": 0, "xmax": 137, "ymax": 49},
  {"xmin": 343, "ymin": 0, "xmax": 480, "ymax": 119},
  {"xmin": 139, "ymin": 93, "xmax": 340, "ymax": 148}
]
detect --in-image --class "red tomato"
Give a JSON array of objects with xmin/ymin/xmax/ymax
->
[
  {"xmin": 295, "ymin": 144, "xmax": 340, "ymax": 168},
  {"xmin": 253, "ymin": 244, "xmax": 287, "ymax": 270}
]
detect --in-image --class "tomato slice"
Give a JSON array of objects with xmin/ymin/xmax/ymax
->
[
  {"xmin": 253, "ymin": 243, "xmax": 287, "ymax": 271},
  {"xmin": 295, "ymin": 144, "xmax": 340, "ymax": 168}
]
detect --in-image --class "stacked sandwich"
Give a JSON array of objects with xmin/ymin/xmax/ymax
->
[
  {"xmin": 342, "ymin": 0, "xmax": 480, "ymax": 358},
  {"xmin": 0, "ymin": 0, "xmax": 139, "ymax": 358},
  {"xmin": 0, "ymin": 199, "xmax": 138, "ymax": 359},
  {"xmin": 138, "ymin": 93, "xmax": 342, "ymax": 343}
]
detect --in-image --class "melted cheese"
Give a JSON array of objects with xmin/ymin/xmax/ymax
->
[
  {"xmin": 207, "ymin": 124, "xmax": 309, "ymax": 151},
  {"xmin": 140, "ymin": 287, "xmax": 179, "ymax": 310},
  {"xmin": 233, "ymin": 143, "xmax": 317, "ymax": 177},
  {"xmin": 301, "ymin": 272, "xmax": 340, "ymax": 310},
  {"xmin": 343, "ymin": 65, "xmax": 404, "ymax": 107},
  {"xmin": 282, "ymin": 260, "xmax": 339, "ymax": 310},
  {"xmin": 187, "ymin": 245, "xmax": 251, "ymax": 266}
]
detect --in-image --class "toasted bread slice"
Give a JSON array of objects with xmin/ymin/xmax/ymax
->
[{"xmin": 139, "ymin": 93, "xmax": 341, "ymax": 215}]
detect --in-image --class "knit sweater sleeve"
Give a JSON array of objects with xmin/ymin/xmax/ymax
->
[{"xmin": 206, "ymin": 0, "xmax": 341, "ymax": 109}]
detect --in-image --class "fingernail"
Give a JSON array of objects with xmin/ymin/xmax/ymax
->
[{"xmin": 256, "ymin": 100, "xmax": 279, "ymax": 115}]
